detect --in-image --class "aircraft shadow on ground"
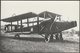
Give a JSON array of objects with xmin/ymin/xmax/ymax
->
[{"xmin": 1, "ymin": 36, "xmax": 79, "ymax": 43}]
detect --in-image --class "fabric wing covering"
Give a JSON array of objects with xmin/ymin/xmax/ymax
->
[
  {"xmin": 1, "ymin": 11, "xmax": 61, "ymax": 22},
  {"xmin": 38, "ymin": 11, "xmax": 61, "ymax": 19},
  {"xmin": 1, "ymin": 12, "xmax": 37, "ymax": 22},
  {"xmin": 22, "ymin": 20, "xmax": 43, "ymax": 24}
]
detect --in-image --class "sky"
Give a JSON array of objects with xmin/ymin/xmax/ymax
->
[{"xmin": 1, "ymin": 1, "xmax": 79, "ymax": 31}]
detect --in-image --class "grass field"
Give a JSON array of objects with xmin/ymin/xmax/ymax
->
[{"xmin": 0, "ymin": 32, "xmax": 79, "ymax": 53}]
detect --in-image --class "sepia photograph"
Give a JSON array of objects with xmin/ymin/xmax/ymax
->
[{"xmin": 0, "ymin": 1, "xmax": 79, "ymax": 53}]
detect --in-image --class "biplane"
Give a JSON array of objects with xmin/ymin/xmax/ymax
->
[{"xmin": 1, "ymin": 11, "xmax": 77, "ymax": 42}]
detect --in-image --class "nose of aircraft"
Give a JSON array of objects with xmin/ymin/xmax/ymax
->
[{"xmin": 71, "ymin": 21, "xmax": 77, "ymax": 27}]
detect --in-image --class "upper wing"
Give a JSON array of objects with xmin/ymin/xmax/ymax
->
[{"xmin": 1, "ymin": 12, "xmax": 37, "ymax": 22}]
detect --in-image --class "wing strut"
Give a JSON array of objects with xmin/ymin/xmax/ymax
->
[
  {"xmin": 37, "ymin": 16, "xmax": 39, "ymax": 33},
  {"xmin": 11, "ymin": 22, "xmax": 12, "ymax": 31},
  {"xmin": 20, "ymin": 19, "xmax": 22, "ymax": 32},
  {"xmin": 27, "ymin": 18, "xmax": 29, "ymax": 27}
]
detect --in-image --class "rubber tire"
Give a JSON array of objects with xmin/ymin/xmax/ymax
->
[
  {"xmin": 15, "ymin": 34, "xmax": 20, "ymax": 38},
  {"xmin": 59, "ymin": 32, "xmax": 63, "ymax": 40},
  {"xmin": 44, "ymin": 33, "xmax": 50, "ymax": 43},
  {"xmin": 50, "ymin": 34, "xmax": 53, "ymax": 41},
  {"xmin": 55, "ymin": 33, "xmax": 59, "ymax": 40}
]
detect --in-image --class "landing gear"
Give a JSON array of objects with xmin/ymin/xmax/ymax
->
[
  {"xmin": 15, "ymin": 34, "xmax": 20, "ymax": 38},
  {"xmin": 50, "ymin": 34, "xmax": 53, "ymax": 41},
  {"xmin": 44, "ymin": 34, "xmax": 54, "ymax": 42},
  {"xmin": 44, "ymin": 32, "xmax": 63, "ymax": 43},
  {"xmin": 55, "ymin": 33, "xmax": 59, "ymax": 40},
  {"xmin": 55, "ymin": 32, "xmax": 63, "ymax": 40},
  {"xmin": 44, "ymin": 33, "xmax": 50, "ymax": 43},
  {"xmin": 59, "ymin": 32, "xmax": 63, "ymax": 40}
]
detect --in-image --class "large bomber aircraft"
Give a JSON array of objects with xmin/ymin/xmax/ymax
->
[{"xmin": 1, "ymin": 11, "xmax": 77, "ymax": 42}]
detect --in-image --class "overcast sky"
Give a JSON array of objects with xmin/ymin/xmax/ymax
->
[{"xmin": 1, "ymin": 1, "xmax": 79, "ymax": 31}]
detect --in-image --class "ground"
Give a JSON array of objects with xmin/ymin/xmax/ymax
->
[{"xmin": 0, "ymin": 32, "xmax": 79, "ymax": 53}]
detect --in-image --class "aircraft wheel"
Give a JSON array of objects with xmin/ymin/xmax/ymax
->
[
  {"xmin": 44, "ymin": 33, "xmax": 50, "ymax": 43},
  {"xmin": 50, "ymin": 34, "xmax": 53, "ymax": 41},
  {"xmin": 55, "ymin": 33, "xmax": 59, "ymax": 40},
  {"xmin": 15, "ymin": 34, "xmax": 20, "ymax": 38},
  {"xmin": 59, "ymin": 32, "xmax": 63, "ymax": 40}
]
